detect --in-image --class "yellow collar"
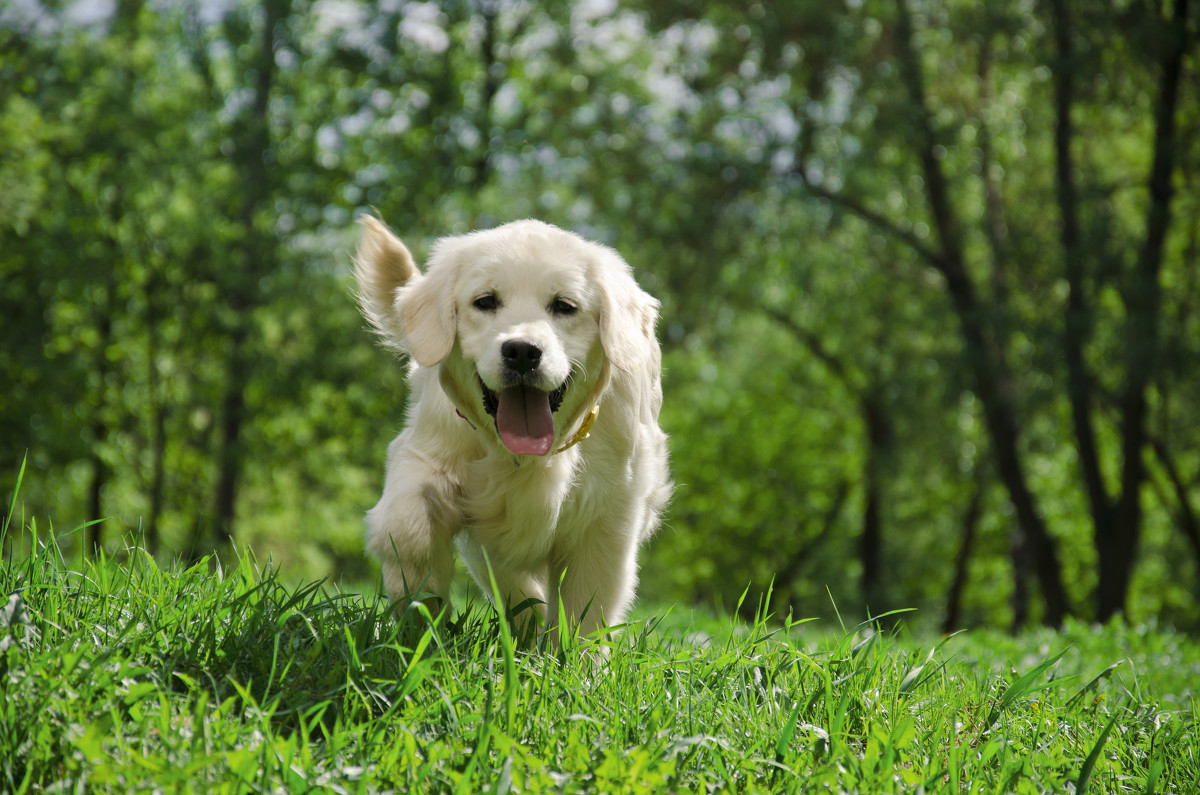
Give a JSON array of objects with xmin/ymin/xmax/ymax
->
[{"xmin": 556, "ymin": 404, "xmax": 599, "ymax": 454}]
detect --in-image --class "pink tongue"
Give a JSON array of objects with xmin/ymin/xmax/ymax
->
[{"xmin": 496, "ymin": 385, "xmax": 556, "ymax": 456}]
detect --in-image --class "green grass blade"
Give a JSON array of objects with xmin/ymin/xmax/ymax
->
[
  {"xmin": 481, "ymin": 551, "xmax": 518, "ymax": 732},
  {"xmin": 1076, "ymin": 707, "xmax": 1123, "ymax": 794},
  {"xmin": 3, "ymin": 453, "xmax": 26, "ymax": 537},
  {"xmin": 5, "ymin": 528, "xmax": 1196, "ymax": 793},
  {"xmin": 1066, "ymin": 661, "xmax": 1123, "ymax": 709},
  {"xmin": 899, "ymin": 631, "xmax": 962, "ymax": 695},
  {"xmin": 983, "ymin": 646, "xmax": 1072, "ymax": 730},
  {"xmin": 1141, "ymin": 759, "xmax": 1164, "ymax": 795}
]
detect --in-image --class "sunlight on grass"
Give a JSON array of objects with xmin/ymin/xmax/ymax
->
[{"xmin": 3, "ymin": 510, "xmax": 1198, "ymax": 793}]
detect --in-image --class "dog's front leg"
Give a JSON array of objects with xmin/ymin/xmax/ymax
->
[
  {"xmin": 365, "ymin": 438, "xmax": 462, "ymax": 615},
  {"xmin": 552, "ymin": 527, "xmax": 640, "ymax": 644},
  {"xmin": 457, "ymin": 536, "xmax": 548, "ymax": 641}
]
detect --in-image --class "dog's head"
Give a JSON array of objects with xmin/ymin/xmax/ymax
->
[{"xmin": 355, "ymin": 217, "xmax": 659, "ymax": 456}]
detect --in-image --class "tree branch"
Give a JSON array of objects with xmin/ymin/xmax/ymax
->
[
  {"xmin": 975, "ymin": 36, "xmax": 1010, "ymax": 306},
  {"xmin": 944, "ymin": 477, "xmax": 984, "ymax": 633},
  {"xmin": 1147, "ymin": 435, "xmax": 1200, "ymax": 567},
  {"xmin": 893, "ymin": 0, "xmax": 964, "ymax": 269},
  {"xmin": 794, "ymin": 172, "xmax": 950, "ymax": 272},
  {"xmin": 774, "ymin": 479, "xmax": 853, "ymax": 596},
  {"xmin": 756, "ymin": 303, "xmax": 860, "ymax": 393}
]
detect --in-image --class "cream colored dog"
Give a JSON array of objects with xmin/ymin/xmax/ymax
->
[{"xmin": 354, "ymin": 216, "xmax": 671, "ymax": 640}]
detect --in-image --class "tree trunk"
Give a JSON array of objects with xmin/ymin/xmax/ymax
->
[
  {"xmin": 143, "ymin": 270, "xmax": 166, "ymax": 556},
  {"xmin": 1049, "ymin": 0, "xmax": 1190, "ymax": 622},
  {"xmin": 860, "ymin": 392, "xmax": 889, "ymax": 614},
  {"xmin": 894, "ymin": 0, "xmax": 1069, "ymax": 627},
  {"xmin": 1100, "ymin": 0, "xmax": 1191, "ymax": 622},
  {"xmin": 209, "ymin": 0, "xmax": 287, "ymax": 552},
  {"xmin": 972, "ymin": 32, "xmax": 1037, "ymax": 631},
  {"xmin": 86, "ymin": 453, "xmax": 107, "ymax": 556},
  {"xmin": 86, "ymin": 302, "xmax": 114, "ymax": 556},
  {"xmin": 1009, "ymin": 521, "xmax": 1032, "ymax": 632},
  {"xmin": 473, "ymin": 3, "xmax": 499, "ymax": 190},
  {"xmin": 754, "ymin": 304, "xmax": 893, "ymax": 617},
  {"xmin": 213, "ymin": 325, "xmax": 250, "ymax": 549},
  {"xmin": 944, "ymin": 481, "xmax": 983, "ymax": 633},
  {"xmin": 146, "ymin": 400, "xmax": 167, "ymax": 556},
  {"xmin": 83, "ymin": 0, "xmax": 145, "ymax": 557},
  {"xmin": 1048, "ymin": 0, "xmax": 1119, "ymax": 624}
]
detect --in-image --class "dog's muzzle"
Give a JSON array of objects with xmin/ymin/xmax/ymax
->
[{"xmin": 478, "ymin": 367, "xmax": 567, "ymax": 456}]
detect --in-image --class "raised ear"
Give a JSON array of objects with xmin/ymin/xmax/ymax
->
[
  {"xmin": 398, "ymin": 243, "xmax": 457, "ymax": 367},
  {"xmin": 353, "ymin": 215, "xmax": 418, "ymax": 343},
  {"xmin": 596, "ymin": 249, "xmax": 660, "ymax": 373},
  {"xmin": 354, "ymin": 215, "xmax": 455, "ymax": 366}
]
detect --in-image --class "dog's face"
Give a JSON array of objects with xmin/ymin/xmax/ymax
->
[
  {"xmin": 355, "ymin": 218, "xmax": 659, "ymax": 457},
  {"xmin": 451, "ymin": 237, "xmax": 602, "ymax": 455}
]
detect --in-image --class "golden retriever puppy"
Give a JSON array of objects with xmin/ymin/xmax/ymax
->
[{"xmin": 354, "ymin": 216, "xmax": 671, "ymax": 641}]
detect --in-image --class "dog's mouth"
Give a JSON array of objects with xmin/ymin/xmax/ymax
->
[{"xmin": 479, "ymin": 375, "xmax": 567, "ymax": 456}]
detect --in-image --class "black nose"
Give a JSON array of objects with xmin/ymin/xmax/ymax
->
[{"xmin": 501, "ymin": 339, "xmax": 543, "ymax": 374}]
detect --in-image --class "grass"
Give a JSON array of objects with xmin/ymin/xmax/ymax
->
[{"xmin": 3, "ymin": 519, "xmax": 1199, "ymax": 792}]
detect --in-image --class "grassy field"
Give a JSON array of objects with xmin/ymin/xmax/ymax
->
[{"xmin": 3, "ymin": 516, "xmax": 1199, "ymax": 793}]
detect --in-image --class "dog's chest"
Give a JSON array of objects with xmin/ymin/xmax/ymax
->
[{"xmin": 460, "ymin": 455, "xmax": 578, "ymax": 567}]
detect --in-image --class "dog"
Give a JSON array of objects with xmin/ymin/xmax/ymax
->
[{"xmin": 354, "ymin": 216, "xmax": 671, "ymax": 642}]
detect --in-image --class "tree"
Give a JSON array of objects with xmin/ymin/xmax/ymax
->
[
  {"xmin": 3, "ymin": 0, "xmax": 1198, "ymax": 630},
  {"xmin": 1050, "ymin": 0, "xmax": 1194, "ymax": 621}
]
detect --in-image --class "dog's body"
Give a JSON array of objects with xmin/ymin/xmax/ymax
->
[{"xmin": 354, "ymin": 217, "xmax": 670, "ymax": 638}]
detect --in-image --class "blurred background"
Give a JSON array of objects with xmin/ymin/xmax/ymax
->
[{"xmin": 2, "ymin": 0, "xmax": 1197, "ymax": 633}]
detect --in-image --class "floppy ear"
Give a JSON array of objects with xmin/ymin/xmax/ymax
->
[
  {"xmin": 353, "ymin": 215, "xmax": 418, "ymax": 343},
  {"xmin": 596, "ymin": 250, "xmax": 660, "ymax": 373},
  {"xmin": 354, "ymin": 215, "xmax": 455, "ymax": 366},
  {"xmin": 397, "ymin": 242, "xmax": 457, "ymax": 367}
]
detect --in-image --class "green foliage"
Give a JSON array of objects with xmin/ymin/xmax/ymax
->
[
  {"xmin": 3, "ymin": 0, "xmax": 1200, "ymax": 630},
  {"xmin": 3, "ymin": 518, "xmax": 1198, "ymax": 793}
]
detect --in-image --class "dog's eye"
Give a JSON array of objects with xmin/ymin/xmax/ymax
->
[
  {"xmin": 550, "ymin": 297, "xmax": 577, "ymax": 316},
  {"xmin": 473, "ymin": 293, "xmax": 499, "ymax": 312}
]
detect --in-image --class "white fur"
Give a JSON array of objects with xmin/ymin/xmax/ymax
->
[{"xmin": 354, "ymin": 217, "xmax": 671, "ymax": 640}]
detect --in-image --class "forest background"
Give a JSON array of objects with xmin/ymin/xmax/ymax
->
[{"xmin": 2, "ymin": 0, "xmax": 1198, "ymax": 634}]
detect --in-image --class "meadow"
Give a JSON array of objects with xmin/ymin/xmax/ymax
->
[
  {"xmin": 3, "ymin": 504, "xmax": 1198, "ymax": 794},
  {"xmin": 6, "ymin": 6, "xmax": 1200, "ymax": 792}
]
